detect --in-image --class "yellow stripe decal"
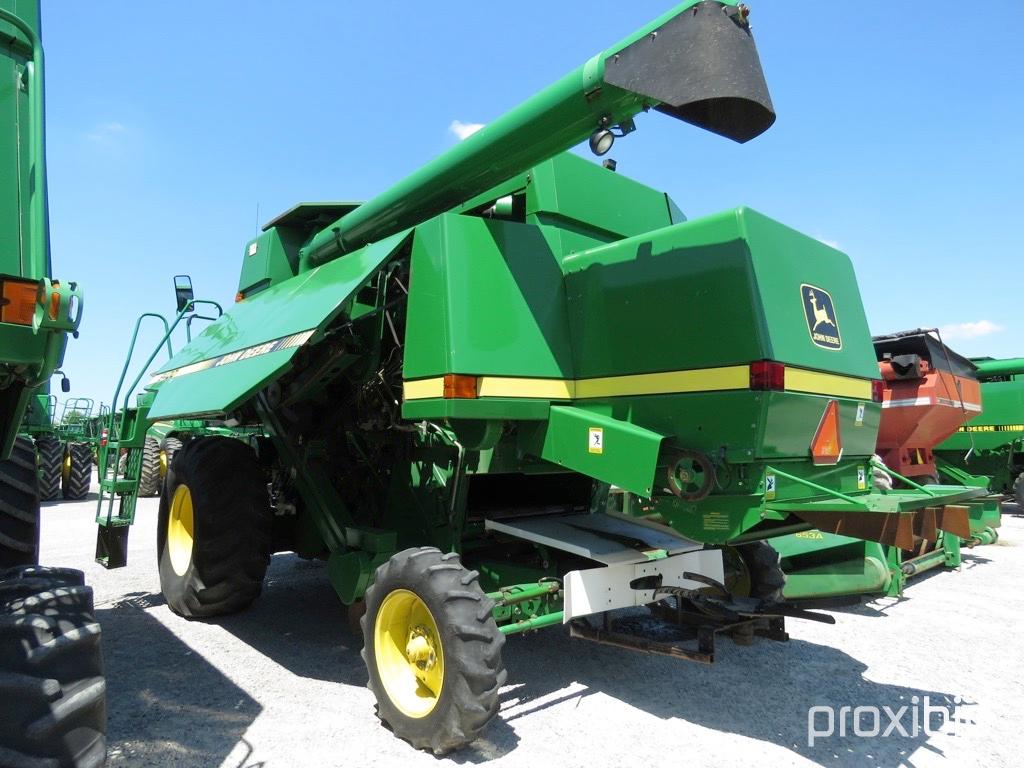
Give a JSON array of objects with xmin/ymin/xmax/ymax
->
[
  {"xmin": 404, "ymin": 365, "xmax": 873, "ymax": 402},
  {"xmin": 574, "ymin": 366, "xmax": 749, "ymax": 399},
  {"xmin": 403, "ymin": 377, "xmax": 445, "ymax": 400},
  {"xmin": 148, "ymin": 329, "xmax": 316, "ymax": 386},
  {"xmin": 477, "ymin": 377, "xmax": 575, "ymax": 399},
  {"xmin": 784, "ymin": 367, "xmax": 871, "ymax": 400}
]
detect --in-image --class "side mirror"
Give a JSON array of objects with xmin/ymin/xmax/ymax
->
[
  {"xmin": 174, "ymin": 275, "xmax": 194, "ymax": 313},
  {"xmin": 61, "ymin": 376, "xmax": 71, "ymax": 393}
]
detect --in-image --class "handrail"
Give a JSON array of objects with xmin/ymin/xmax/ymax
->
[
  {"xmin": 763, "ymin": 465, "xmax": 868, "ymax": 509},
  {"xmin": 185, "ymin": 311, "xmax": 222, "ymax": 342},
  {"xmin": 61, "ymin": 397, "xmax": 94, "ymax": 419},
  {"xmin": 110, "ymin": 299, "xmax": 224, "ymax": 419},
  {"xmin": 107, "ymin": 313, "xmax": 171, "ymax": 424}
]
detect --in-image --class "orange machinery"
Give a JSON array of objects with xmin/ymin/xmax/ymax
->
[{"xmin": 873, "ymin": 329, "xmax": 981, "ymax": 482}]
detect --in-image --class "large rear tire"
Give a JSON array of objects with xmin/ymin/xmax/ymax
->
[
  {"xmin": 61, "ymin": 443, "xmax": 93, "ymax": 501},
  {"xmin": 137, "ymin": 436, "xmax": 162, "ymax": 497},
  {"xmin": 362, "ymin": 547, "xmax": 506, "ymax": 754},
  {"xmin": 157, "ymin": 437, "xmax": 272, "ymax": 618},
  {"xmin": 160, "ymin": 436, "xmax": 183, "ymax": 480},
  {"xmin": 36, "ymin": 436, "xmax": 63, "ymax": 502},
  {"xmin": 1013, "ymin": 472, "xmax": 1024, "ymax": 508},
  {"xmin": 0, "ymin": 566, "xmax": 106, "ymax": 768},
  {"xmin": 0, "ymin": 437, "xmax": 40, "ymax": 568},
  {"xmin": 738, "ymin": 540, "xmax": 787, "ymax": 602},
  {"xmin": 722, "ymin": 541, "xmax": 787, "ymax": 603}
]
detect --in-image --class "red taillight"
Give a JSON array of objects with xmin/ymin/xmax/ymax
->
[
  {"xmin": 100, "ymin": 428, "xmax": 108, "ymax": 448},
  {"xmin": 750, "ymin": 360, "xmax": 786, "ymax": 391},
  {"xmin": 871, "ymin": 380, "xmax": 885, "ymax": 403}
]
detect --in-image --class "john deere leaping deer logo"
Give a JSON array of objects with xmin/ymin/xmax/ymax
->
[{"xmin": 801, "ymin": 284, "xmax": 842, "ymax": 350}]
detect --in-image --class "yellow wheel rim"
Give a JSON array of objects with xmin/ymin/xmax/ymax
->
[
  {"xmin": 159, "ymin": 450, "xmax": 168, "ymax": 479},
  {"xmin": 61, "ymin": 452, "xmax": 71, "ymax": 484},
  {"xmin": 721, "ymin": 547, "xmax": 752, "ymax": 597},
  {"xmin": 167, "ymin": 484, "xmax": 194, "ymax": 576},
  {"xmin": 373, "ymin": 589, "xmax": 444, "ymax": 718}
]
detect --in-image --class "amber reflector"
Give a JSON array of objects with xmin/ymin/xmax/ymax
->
[
  {"xmin": 810, "ymin": 399, "xmax": 842, "ymax": 465},
  {"xmin": 443, "ymin": 374, "xmax": 478, "ymax": 399},
  {"xmin": 0, "ymin": 279, "xmax": 38, "ymax": 326}
]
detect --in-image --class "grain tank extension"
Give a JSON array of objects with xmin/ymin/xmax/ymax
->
[
  {"xmin": 95, "ymin": 1, "xmax": 983, "ymax": 753},
  {"xmin": 936, "ymin": 356, "xmax": 1024, "ymax": 505}
]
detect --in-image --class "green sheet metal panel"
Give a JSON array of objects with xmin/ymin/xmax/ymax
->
[
  {"xmin": 1, "ymin": 1, "xmax": 34, "ymax": 279},
  {"xmin": 562, "ymin": 209, "xmax": 766, "ymax": 378},
  {"xmin": 403, "ymin": 214, "xmax": 574, "ymax": 379},
  {"xmin": 742, "ymin": 209, "xmax": 878, "ymax": 379},
  {"xmin": 938, "ymin": 376, "xmax": 1024, "ymax": 451},
  {"xmin": 153, "ymin": 230, "xmax": 410, "ymax": 374},
  {"xmin": 563, "ymin": 207, "xmax": 879, "ymax": 382},
  {"xmin": 759, "ymin": 391, "xmax": 880, "ymax": 459},
  {"xmin": 148, "ymin": 349, "xmax": 294, "ymax": 419},
  {"xmin": 147, "ymin": 230, "xmax": 409, "ymax": 419},
  {"xmin": 526, "ymin": 154, "xmax": 675, "ymax": 240},
  {"xmin": 563, "ymin": 391, "xmax": 760, "ymax": 464},
  {"xmin": 539, "ymin": 405, "xmax": 666, "ymax": 496}
]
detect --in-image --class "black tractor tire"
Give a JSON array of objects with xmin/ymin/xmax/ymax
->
[
  {"xmin": 36, "ymin": 436, "xmax": 63, "ymax": 502},
  {"xmin": 0, "ymin": 437, "xmax": 41, "ymax": 569},
  {"xmin": 735, "ymin": 541, "xmax": 787, "ymax": 603},
  {"xmin": 160, "ymin": 436, "xmax": 183, "ymax": 479},
  {"xmin": 137, "ymin": 437, "xmax": 162, "ymax": 497},
  {"xmin": 0, "ymin": 566, "xmax": 106, "ymax": 768},
  {"xmin": 157, "ymin": 437, "xmax": 272, "ymax": 618},
  {"xmin": 1013, "ymin": 472, "xmax": 1024, "ymax": 509},
  {"xmin": 361, "ymin": 547, "xmax": 506, "ymax": 754},
  {"xmin": 61, "ymin": 443, "xmax": 93, "ymax": 501}
]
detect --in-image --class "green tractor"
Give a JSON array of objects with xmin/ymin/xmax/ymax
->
[
  {"xmin": 1, "ymin": 1, "xmax": 104, "ymax": 766},
  {"xmin": 935, "ymin": 357, "xmax": 1024, "ymax": 506},
  {"xmin": 94, "ymin": 0, "xmax": 984, "ymax": 754}
]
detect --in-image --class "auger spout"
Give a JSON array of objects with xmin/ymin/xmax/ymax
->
[{"xmin": 301, "ymin": 0, "xmax": 774, "ymax": 267}]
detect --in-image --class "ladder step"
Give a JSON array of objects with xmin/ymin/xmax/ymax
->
[{"xmin": 99, "ymin": 479, "xmax": 138, "ymax": 493}]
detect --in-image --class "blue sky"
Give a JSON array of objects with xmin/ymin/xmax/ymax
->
[{"xmin": 40, "ymin": 0, "xmax": 1024, "ymax": 408}]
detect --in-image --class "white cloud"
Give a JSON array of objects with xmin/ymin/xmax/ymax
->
[
  {"xmin": 86, "ymin": 122, "xmax": 126, "ymax": 142},
  {"xmin": 937, "ymin": 320, "xmax": 1004, "ymax": 340},
  {"xmin": 449, "ymin": 120, "xmax": 484, "ymax": 140},
  {"xmin": 816, "ymin": 236, "xmax": 841, "ymax": 250}
]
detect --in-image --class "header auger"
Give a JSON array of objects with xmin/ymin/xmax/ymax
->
[{"xmin": 94, "ymin": 1, "xmax": 985, "ymax": 754}]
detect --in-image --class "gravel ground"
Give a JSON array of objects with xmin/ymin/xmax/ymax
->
[{"xmin": 41, "ymin": 479, "xmax": 1023, "ymax": 768}]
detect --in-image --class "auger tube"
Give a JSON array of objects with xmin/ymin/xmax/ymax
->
[{"xmin": 300, "ymin": 0, "xmax": 774, "ymax": 267}]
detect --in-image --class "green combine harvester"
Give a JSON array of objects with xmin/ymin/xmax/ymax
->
[
  {"xmin": 94, "ymin": 0, "xmax": 985, "ymax": 754},
  {"xmin": 98, "ymin": 274, "xmax": 259, "ymax": 501},
  {"xmin": 18, "ymin": 387, "xmax": 94, "ymax": 501},
  {"xmin": 1, "ymin": 1, "xmax": 104, "ymax": 766},
  {"xmin": 935, "ymin": 357, "xmax": 1024, "ymax": 506}
]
